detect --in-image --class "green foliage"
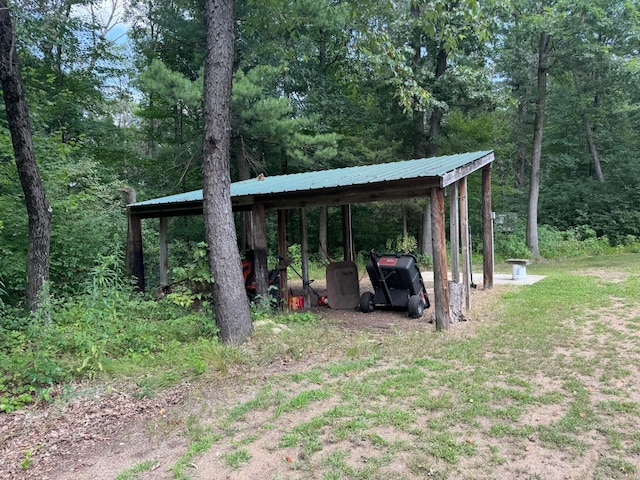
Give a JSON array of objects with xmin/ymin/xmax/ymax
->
[
  {"xmin": 494, "ymin": 232, "xmax": 531, "ymax": 260},
  {"xmin": 168, "ymin": 241, "xmax": 214, "ymax": 308},
  {"xmin": 386, "ymin": 234, "xmax": 418, "ymax": 255},
  {"xmin": 0, "ymin": 255, "xmax": 222, "ymax": 409},
  {"xmin": 0, "ymin": 130, "xmax": 127, "ymax": 303},
  {"xmin": 538, "ymin": 225, "xmax": 609, "ymax": 259},
  {"xmin": 232, "ymin": 66, "xmax": 339, "ymax": 175},
  {"xmin": 493, "ymin": 222, "xmax": 632, "ymax": 261}
]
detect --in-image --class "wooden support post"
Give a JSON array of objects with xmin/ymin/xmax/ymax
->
[
  {"xmin": 278, "ymin": 209, "xmax": 288, "ymax": 310},
  {"xmin": 242, "ymin": 211, "xmax": 253, "ymax": 252},
  {"xmin": 431, "ymin": 187, "xmax": 450, "ymax": 330},
  {"xmin": 122, "ymin": 187, "xmax": 145, "ymax": 292},
  {"xmin": 319, "ymin": 206, "xmax": 328, "ymax": 261},
  {"xmin": 252, "ymin": 204, "xmax": 269, "ymax": 297},
  {"xmin": 482, "ymin": 165, "xmax": 494, "ymax": 289},
  {"xmin": 300, "ymin": 208, "xmax": 311, "ymax": 308},
  {"xmin": 449, "ymin": 184, "xmax": 460, "ymax": 283},
  {"xmin": 126, "ymin": 210, "xmax": 145, "ymax": 292},
  {"xmin": 341, "ymin": 204, "xmax": 353, "ymax": 262},
  {"xmin": 459, "ymin": 178, "xmax": 471, "ymax": 310},
  {"xmin": 159, "ymin": 217, "xmax": 169, "ymax": 287}
]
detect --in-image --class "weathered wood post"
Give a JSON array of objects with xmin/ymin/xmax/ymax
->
[
  {"xmin": 278, "ymin": 209, "xmax": 288, "ymax": 310},
  {"xmin": 159, "ymin": 217, "xmax": 169, "ymax": 287},
  {"xmin": 431, "ymin": 187, "xmax": 450, "ymax": 330},
  {"xmin": 341, "ymin": 204, "xmax": 353, "ymax": 262},
  {"xmin": 251, "ymin": 204, "xmax": 269, "ymax": 297},
  {"xmin": 122, "ymin": 187, "xmax": 145, "ymax": 292},
  {"xmin": 482, "ymin": 165, "xmax": 494, "ymax": 289},
  {"xmin": 459, "ymin": 177, "xmax": 471, "ymax": 309},
  {"xmin": 449, "ymin": 183, "xmax": 460, "ymax": 283},
  {"xmin": 300, "ymin": 208, "xmax": 311, "ymax": 308},
  {"xmin": 319, "ymin": 206, "xmax": 328, "ymax": 261}
]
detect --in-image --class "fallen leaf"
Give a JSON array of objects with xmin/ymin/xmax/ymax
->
[{"xmin": 286, "ymin": 456, "xmax": 293, "ymax": 463}]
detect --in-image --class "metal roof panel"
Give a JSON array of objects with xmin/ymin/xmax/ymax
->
[{"xmin": 129, "ymin": 150, "xmax": 493, "ymax": 208}]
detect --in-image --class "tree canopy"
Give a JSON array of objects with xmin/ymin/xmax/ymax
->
[{"xmin": 1, "ymin": 0, "xmax": 640, "ymax": 309}]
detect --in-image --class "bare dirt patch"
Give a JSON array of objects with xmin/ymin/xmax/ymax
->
[{"xmin": 0, "ymin": 386, "xmax": 186, "ymax": 480}]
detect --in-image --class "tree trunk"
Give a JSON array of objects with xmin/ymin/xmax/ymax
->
[
  {"xmin": 426, "ymin": 48, "xmax": 448, "ymax": 158},
  {"xmin": 0, "ymin": 0, "xmax": 52, "ymax": 310},
  {"xmin": 527, "ymin": 32, "xmax": 550, "ymax": 259},
  {"xmin": 411, "ymin": 3, "xmax": 428, "ymax": 159},
  {"xmin": 515, "ymin": 61, "xmax": 536, "ymax": 188},
  {"xmin": 202, "ymin": 0, "xmax": 252, "ymax": 345},
  {"xmin": 402, "ymin": 204, "xmax": 408, "ymax": 250},
  {"xmin": 572, "ymin": 71, "xmax": 604, "ymax": 183}
]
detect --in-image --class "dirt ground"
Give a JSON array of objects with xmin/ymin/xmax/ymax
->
[
  {"xmin": 0, "ymin": 274, "xmax": 443, "ymax": 480},
  {"xmin": 2, "ymin": 268, "xmax": 638, "ymax": 480}
]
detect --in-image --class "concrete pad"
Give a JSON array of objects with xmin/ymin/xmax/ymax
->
[
  {"xmin": 420, "ymin": 271, "xmax": 546, "ymax": 286},
  {"xmin": 492, "ymin": 272, "xmax": 546, "ymax": 286}
]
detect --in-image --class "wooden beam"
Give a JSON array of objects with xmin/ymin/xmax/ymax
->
[
  {"xmin": 252, "ymin": 204, "xmax": 269, "ymax": 297},
  {"xmin": 128, "ymin": 178, "xmax": 448, "ymax": 218},
  {"xmin": 440, "ymin": 151, "xmax": 495, "ymax": 187},
  {"xmin": 459, "ymin": 178, "xmax": 471, "ymax": 309},
  {"xmin": 159, "ymin": 217, "xmax": 169, "ymax": 287},
  {"xmin": 300, "ymin": 208, "xmax": 311, "ymax": 308},
  {"xmin": 449, "ymin": 184, "xmax": 460, "ymax": 283},
  {"xmin": 431, "ymin": 187, "xmax": 450, "ymax": 330},
  {"xmin": 342, "ymin": 204, "xmax": 353, "ymax": 262},
  {"xmin": 482, "ymin": 165, "xmax": 494, "ymax": 289},
  {"xmin": 278, "ymin": 209, "xmax": 288, "ymax": 310}
]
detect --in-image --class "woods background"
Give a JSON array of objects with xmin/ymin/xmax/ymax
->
[{"xmin": 1, "ymin": 0, "xmax": 640, "ymax": 305}]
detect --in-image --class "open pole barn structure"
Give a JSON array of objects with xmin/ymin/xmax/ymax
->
[{"xmin": 126, "ymin": 150, "xmax": 495, "ymax": 330}]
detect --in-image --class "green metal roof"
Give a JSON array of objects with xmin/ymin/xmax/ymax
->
[{"xmin": 129, "ymin": 150, "xmax": 494, "ymax": 217}]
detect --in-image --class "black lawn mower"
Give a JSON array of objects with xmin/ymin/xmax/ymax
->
[{"xmin": 359, "ymin": 250, "xmax": 430, "ymax": 318}]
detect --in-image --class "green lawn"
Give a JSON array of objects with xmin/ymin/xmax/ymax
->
[{"xmin": 150, "ymin": 253, "xmax": 640, "ymax": 479}]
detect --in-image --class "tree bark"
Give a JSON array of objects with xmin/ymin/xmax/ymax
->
[
  {"xmin": 0, "ymin": 0, "xmax": 52, "ymax": 310},
  {"xmin": 411, "ymin": 3, "xmax": 428, "ymax": 159},
  {"xmin": 402, "ymin": 204, "xmax": 408, "ymax": 250},
  {"xmin": 202, "ymin": 0, "xmax": 252, "ymax": 345},
  {"xmin": 514, "ymin": 61, "xmax": 536, "ymax": 188},
  {"xmin": 572, "ymin": 71, "xmax": 604, "ymax": 183},
  {"xmin": 527, "ymin": 32, "xmax": 550, "ymax": 259},
  {"xmin": 426, "ymin": 48, "xmax": 448, "ymax": 158}
]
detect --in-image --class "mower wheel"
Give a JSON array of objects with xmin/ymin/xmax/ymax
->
[
  {"xmin": 359, "ymin": 292, "xmax": 375, "ymax": 313},
  {"xmin": 408, "ymin": 294, "xmax": 424, "ymax": 318}
]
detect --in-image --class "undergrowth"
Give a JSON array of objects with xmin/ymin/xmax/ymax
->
[{"xmin": 0, "ymin": 255, "xmax": 319, "ymax": 412}]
